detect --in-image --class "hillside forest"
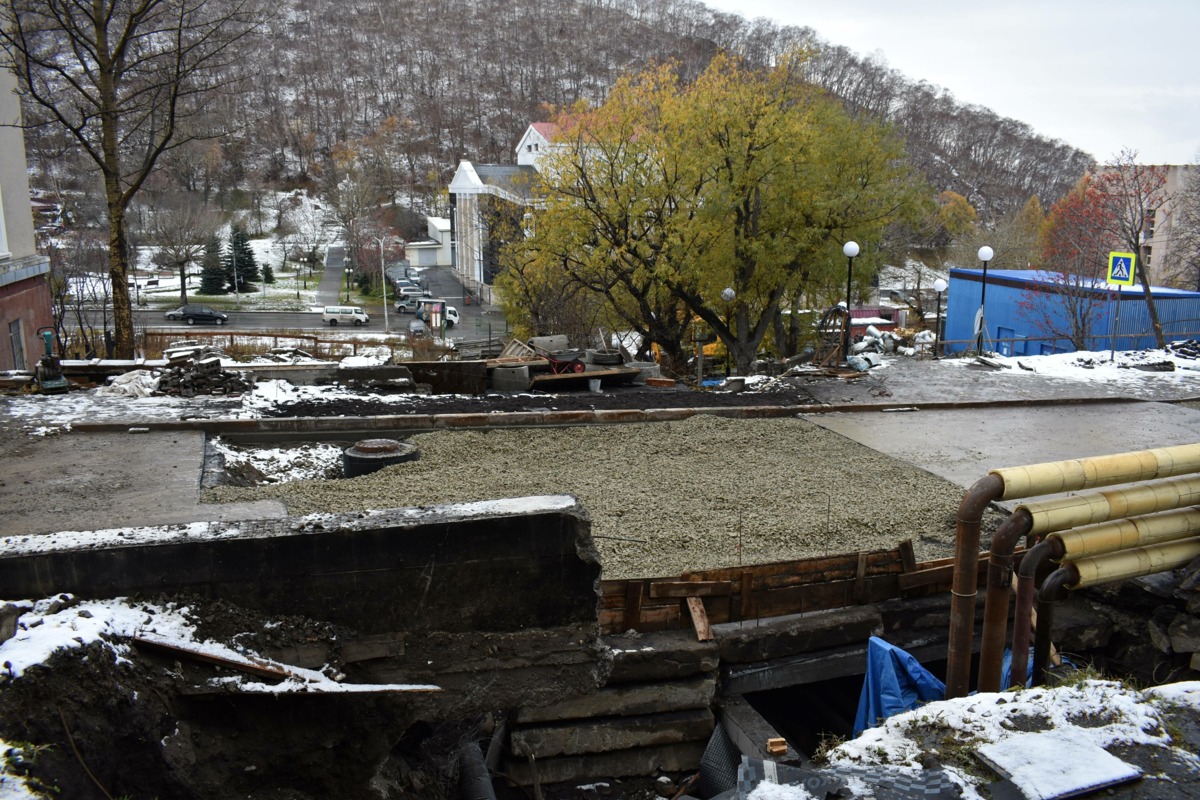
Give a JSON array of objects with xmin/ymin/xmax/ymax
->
[{"xmin": 5, "ymin": 0, "xmax": 1197, "ymax": 363}]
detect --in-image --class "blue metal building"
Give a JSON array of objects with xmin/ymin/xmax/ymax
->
[{"xmin": 943, "ymin": 268, "xmax": 1200, "ymax": 355}]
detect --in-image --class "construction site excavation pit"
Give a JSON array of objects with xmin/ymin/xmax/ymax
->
[{"xmin": 200, "ymin": 414, "xmax": 1005, "ymax": 580}]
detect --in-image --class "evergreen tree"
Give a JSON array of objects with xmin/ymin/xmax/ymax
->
[
  {"xmin": 223, "ymin": 224, "xmax": 260, "ymax": 292},
  {"xmin": 198, "ymin": 234, "xmax": 227, "ymax": 295},
  {"xmin": 261, "ymin": 261, "xmax": 275, "ymax": 284}
]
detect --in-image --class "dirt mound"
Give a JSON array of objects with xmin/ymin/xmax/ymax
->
[
  {"xmin": 260, "ymin": 382, "xmax": 819, "ymax": 418},
  {"xmin": 0, "ymin": 595, "xmax": 470, "ymax": 799}
]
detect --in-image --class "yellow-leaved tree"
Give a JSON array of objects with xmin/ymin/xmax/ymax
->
[{"xmin": 504, "ymin": 52, "xmax": 922, "ymax": 375}]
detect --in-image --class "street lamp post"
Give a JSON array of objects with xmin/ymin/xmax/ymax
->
[
  {"xmin": 721, "ymin": 287, "xmax": 736, "ymax": 376},
  {"xmin": 975, "ymin": 245, "xmax": 994, "ymax": 354},
  {"xmin": 344, "ymin": 267, "xmax": 352, "ymax": 304},
  {"xmin": 373, "ymin": 237, "xmax": 389, "ymax": 333},
  {"xmin": 842, "ymin": 241, "xmax": 860, "ymax": 363},
  {"xmin": 932, "ymin": 277, "xmax": 948, "ymax": 359}
]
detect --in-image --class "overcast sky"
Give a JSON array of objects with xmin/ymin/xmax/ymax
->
[{"xmin": 703, "ymin": 0, "xmax": 1200, "ymax": 165}]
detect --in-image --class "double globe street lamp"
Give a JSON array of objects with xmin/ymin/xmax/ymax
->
[
  {"xmin": 842, "ymin": 241, "xmax": 860, "ymax": 363},
  {"xmin": 932, "ymin": 277, "xmax": 948, "ymax": 359},
  {"xmin": 975, "ymin": 245, "xmax": 994, "ymax": 354}
]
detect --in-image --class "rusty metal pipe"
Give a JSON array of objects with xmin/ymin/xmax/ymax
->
[
  {"xmin": 951, "ymin": 443, "xmax": 1200, "ymax": 697},
  {"xmin": 1009, "ymin": 537, "xmax": 1063, "ymax": 689},
  {"xmin": 976, "ymin": 508, "xmax": 1033, "ymax": 693},
  {"xmin": 1033, "ymin": 566, "xmax": 1076, "ymax": 686},
  {"xmin": 946, "ymin": 473, "xmax": 1005, "ymax": 699}
]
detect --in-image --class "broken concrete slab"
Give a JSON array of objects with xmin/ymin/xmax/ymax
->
[
  {"xmin": 505, "ymin": 740, "xmax": 707, "ymax": 786},
  {"xmin": 0, "ymin": 496, "xmax": 611, "ymax": 719},
  {"xmin": 511, "ymin": 707, "xmax": 714, "ymax": 759},
  {"xmin": 717, "ymin": 695, "xmax": 804, "ymax": 764},
  {"xmin": 515, "ymin": 674, "xmax": 716, "ymax": 724},
  {"xmin": 713, "ymin": 605, "xmax": 883, "ymax": 664},
  {"xmin": 604, "ymin": 630, "xmax": 720, "ymax": 683}
]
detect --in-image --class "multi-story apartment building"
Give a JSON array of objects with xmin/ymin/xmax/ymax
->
[{"xmin": 0, "ymin": 65, "xmax": 53, "ymax": 371}]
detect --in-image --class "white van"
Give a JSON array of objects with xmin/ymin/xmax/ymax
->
[{"xmin": 322, "ymin": 306, "xmax": 370, "ymax": 326}]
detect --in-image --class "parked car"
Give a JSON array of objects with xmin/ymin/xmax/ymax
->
[
  {"xmin": 395, "ymin": 296, "xmax": 420, "ymax": 313},
  {"xmin": 163, "ymin": 304, "xmax": 228, "ymax": 325},
  {"xmin": 321, "ymin": 306, "xmax": 370, "ymax": 326},
  {"xmin": 397, "ymin": 285, "xmax": 430, "ymax": 298},
  {"xmin": 407, "ymin": 318, "xmax": 428, "ymax": 337}
]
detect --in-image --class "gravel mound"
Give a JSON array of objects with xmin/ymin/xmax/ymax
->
[{"xmin": 204, "ymin": 414, "xmax": 1003, "ymax": 579}]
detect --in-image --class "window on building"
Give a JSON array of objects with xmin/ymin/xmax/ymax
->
[
  {"xmin": 1145, "ymin": 209, "xmax": 1156, "ymax": 239},
  {"xmin": 1144, "ymin": 246, "xmax": 1152, "ymax": 267}
]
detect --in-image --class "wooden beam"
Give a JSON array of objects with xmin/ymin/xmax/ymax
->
[
  {"xmin": 853, "ymin": 551, "xmax": 869, "ymax": 603},
  {"xmin": 650, "ymin": 581, "xmax": 733, "ymax": 598},
  {"xmin": 740, "ymin": 571, "xmax": 754, "ymax": 619}
]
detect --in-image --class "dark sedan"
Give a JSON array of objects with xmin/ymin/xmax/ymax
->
[{"xmin": 163, "ymin": 304, "xmax": 229, "ymax": 325}]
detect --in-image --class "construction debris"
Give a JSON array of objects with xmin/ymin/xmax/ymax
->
[
  {"xmin": 96, "ymin": 344, "xmax": 254, "ymax": 397},
  {"xmin": 156, "ymin": 347, "xmax": 254, "ymax": 396}
]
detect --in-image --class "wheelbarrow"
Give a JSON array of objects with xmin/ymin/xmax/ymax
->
[{"xmin": 531, "ymin": 343, "xmax": 586, "ymax": 374}]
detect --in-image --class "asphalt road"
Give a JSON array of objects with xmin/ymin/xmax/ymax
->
[{"xmin": 110, "ymin": 267, "xmax": 505, "ymax": 336}]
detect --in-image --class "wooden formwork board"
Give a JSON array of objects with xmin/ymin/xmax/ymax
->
[{"xmin": 599, "ymin": 540, "xmax": 987, "ymax": 635}]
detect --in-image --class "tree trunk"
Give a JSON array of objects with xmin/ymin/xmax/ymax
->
[
  {"xmin": 1137, "ymin": 242, "xmax": 1166, "ymax": 349},
  {"xmin": 107, "ymin": 199, "xmax": 135, "ymax": 358},
  {"xmin": 179, "ymin": 262, "xmax": 190, "ymax": 306}
]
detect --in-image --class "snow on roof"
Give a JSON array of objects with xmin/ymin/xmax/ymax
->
[{"xmin": 949, "ymin": 268, "xmax": 1200, "ymax": 298}]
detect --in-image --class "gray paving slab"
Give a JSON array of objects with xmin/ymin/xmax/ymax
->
[
  {"xmin": 803, "ymin": 402, "xmax": 1200, "ymax": 506},
  {"xmin": 0, "ymin": 430, "xmax": 286, "ymax": 536}
]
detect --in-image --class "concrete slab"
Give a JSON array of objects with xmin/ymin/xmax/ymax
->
[
  {"xmin": 0, "ymin": 430, "xmax": 286, "ymax": 536},
  {"xmin": 803, "ymin": 401, "xmax": 1200, "ymax": 508}
]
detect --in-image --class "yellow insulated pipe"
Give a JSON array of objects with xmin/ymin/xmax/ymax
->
[
  {"xmin": 992, "ymin": 443, "xmax": 1200, "ymax": 502},
  {"xmin": 1017, "ymin": 475, "xmax": 1200, "ymax": 535},
  {"xmin": 1050, "ymin": 506, "xmax": 1200, "ymax": 559},
  {"xmin": 1067, "ymin": 537, "xmax": 1200, "ymax": 587}
]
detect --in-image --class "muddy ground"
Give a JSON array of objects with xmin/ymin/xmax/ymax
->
[{"xmin": 258, "ymin": 378, "xmax": 830, "ymax": 418}]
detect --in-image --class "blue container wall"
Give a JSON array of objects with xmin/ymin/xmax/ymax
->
[{"xmin": 943, "ymin": 270, "xmax": 1200, "ymax": 354}]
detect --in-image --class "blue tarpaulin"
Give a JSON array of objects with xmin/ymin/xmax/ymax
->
[{"xmin": 853, "ymin": 636, "xmax": 945, "ymax": 736}]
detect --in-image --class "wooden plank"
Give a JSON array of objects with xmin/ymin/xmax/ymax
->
[
  {"xmin": 853, "ymin": 551, "xmax": 869, "ymax": 603},
  {"xmin": 133, "ymin": 635, "xmax": 309, "ymax": 682},
  {"xmin": 687, "ymin": 597, "xmax": 713, "ymax": 642},
  {"xmin": 740, "ymin": 571, "xmax": 754, "ymax": 619},
  {"xmin": 623, "ymin": 580, "xmax": 645, "ymax": 631},
  {"xmin": 650, "ymin": 581, "xmax": 733, "ymax": 598},
  {"xmin": 897, "ymin": 556, "xmax": 990, "ymax": 592},
  {"xmin": 898, "ymin": 539, "xmax": 917, "ymax": 572}
]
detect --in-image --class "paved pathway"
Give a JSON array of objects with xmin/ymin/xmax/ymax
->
[{"xmin": 320, "ymin": 245, "xmax": 347, "ymax": 305}]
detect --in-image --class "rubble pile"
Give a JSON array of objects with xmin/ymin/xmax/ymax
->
[
  {"xmin": 155, "ymin": 344, "xmax": 254, "ymax": 397},
  {"xmin": 1167, "ymin": 339, "xmax": 1200, "ymax": 359}
]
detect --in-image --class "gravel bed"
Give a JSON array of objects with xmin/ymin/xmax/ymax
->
[{"xmin": 204, "ymin": 415, "xmax": 1005, "ymax": 579}]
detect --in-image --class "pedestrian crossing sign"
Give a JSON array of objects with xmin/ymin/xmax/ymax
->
[{"xmin": 1107, "ymin": 252, "xmax": 1136, "ymax": 286}]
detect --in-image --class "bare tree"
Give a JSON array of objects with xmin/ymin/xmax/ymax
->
[
  {"xmin": 48, "ymin": 230, "xmax": 114, "ymax": 358},
  {"xmin": 1095, "ymin": 150, "xmax": 1170, "ymax": 348},
  {"xmin": 148, "ymin": 192, "xmax": 223, "ymax": 304},
  {"xmin": 1, "ymin": 0, "xmax": 263, "ymax": 357}
]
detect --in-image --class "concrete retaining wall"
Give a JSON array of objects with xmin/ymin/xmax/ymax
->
[{"xmin": 0, "ymin": 496, "xmax": 610, "ymax": 717}]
